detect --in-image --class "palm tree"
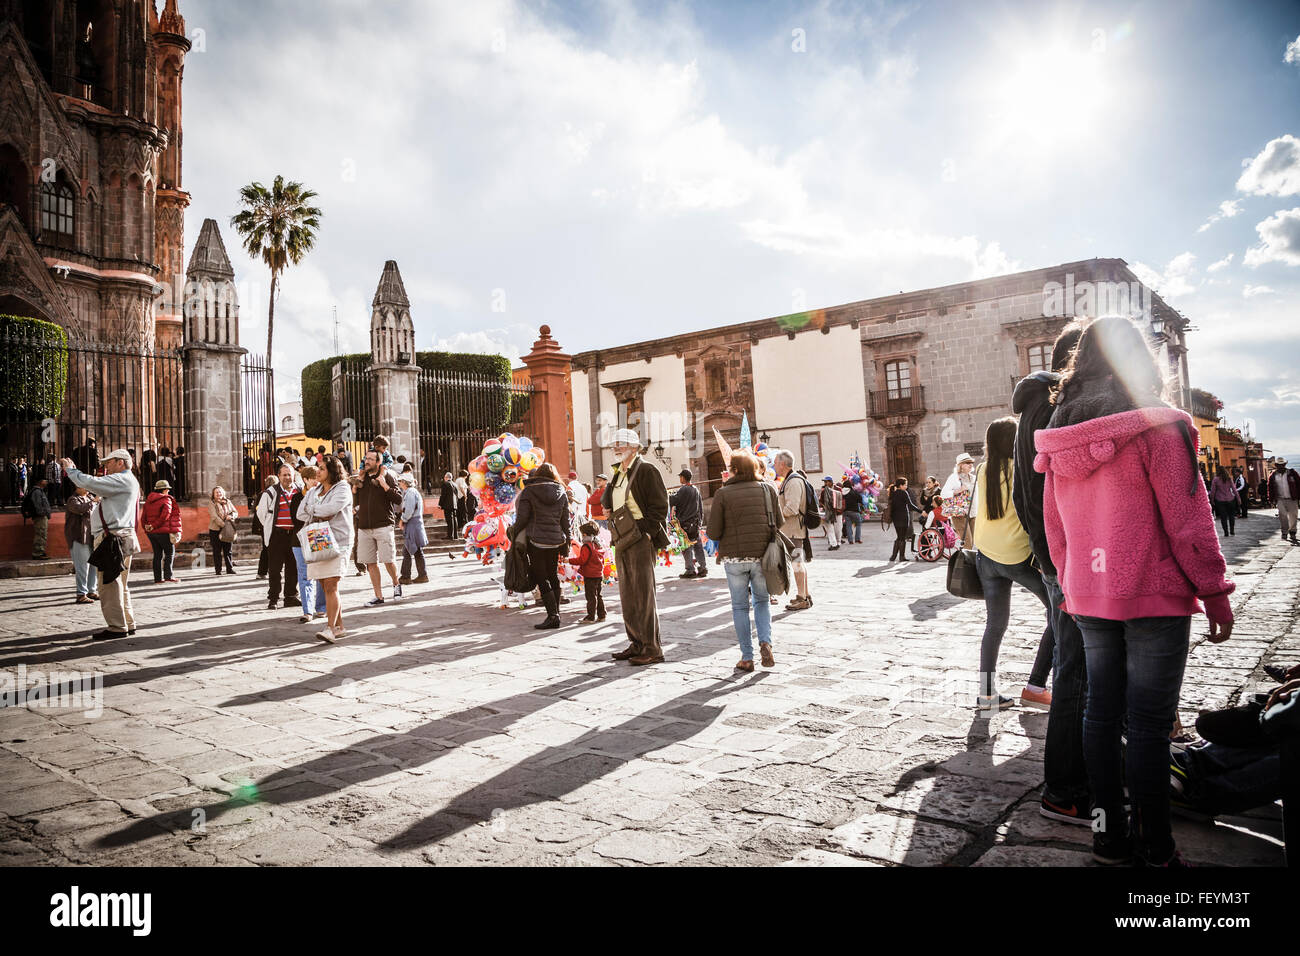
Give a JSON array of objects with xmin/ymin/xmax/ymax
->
[{"xmin": 231, "ymin": 176, "xmax": 322, "ymax": 449}]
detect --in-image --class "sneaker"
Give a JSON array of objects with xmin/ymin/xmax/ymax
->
[
  {"xmin": 392, "ymin": 584, "xmax": 403, "ymax": 601},
  {"xmin": 316, "ymin": 629, "xmax": 338, "ymax": 644},
  {"xmin": 365, "ymin": 596, "xmax": 385, "ymax": 607},
  {"xmin": 1040, "ymin": 795, "xmax": 1092, "ymax": 826},
  {"xmin": 1021, "ymin": 686, "xmax": 1052, "ymax": 710},
  {"xmin": 975, "ymin": 694, "xmax": 1016, "ymax": 712},
  {"xmin": 829, "ymin": 545, "xmax": 839, "ymax": 551},
  {"xmin": 1092, "ymin": 831, "xmax": 1132, "ymax": 866},
  {"xmin": 266, "ymin": 600, "xmax": 278, "ymax": 610},
  {"xmin": 91, "ymin": 629, "xmax": 128, "ymax": 641}
]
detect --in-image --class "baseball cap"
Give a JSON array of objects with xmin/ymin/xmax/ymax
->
[
  {"xmin": 568, "ymin": 470, "xmax": 578, "ymax": 479},
  {"xmin": 103, "ymin": 448, "xmax": 132, "ymax": 463},
  {"xmin": 822, "ymin": 475, "xmax": 833, "ymax": 482}
]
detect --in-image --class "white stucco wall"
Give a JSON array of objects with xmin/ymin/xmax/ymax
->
[
  {"xmin": 571, "ymin": 368, "xmax": 592, "ymax": 477},
  {"xmin": 752, "ymin": 325, "xmax": 871, "ymax": 472}
]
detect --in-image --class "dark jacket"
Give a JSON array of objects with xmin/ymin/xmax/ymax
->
[
  {"xmin": 600, "ymin": 456, "xmax": 670, "ymax": 549},
  {"xmin": 706, "ymin": 477, "xmax": 779, "ymax": 560},
  {"xmin": 28, "ymin": 485, "xmax": 52, "ymax": 518},
  {"xmin": 1012, "ymin": 370, "xmax": 1060, "ymax": 576},
  {"xmin": 888, "ymin": 487, "xmax": 920, "ymax": 528},
  {"xmin": 843, "ymin": 487, "xmax": 863, "ymax": 514},
  {"xmin": 438, "ymin": 481, "xmax": 460, "ymax": 516},
  {"xmin": 669, "ymin": 482, "xmax": 702, "ymax": 528},
  {"xmin": 514, "ymin": 477, "xmax": 571, "ymax": 548},
  {"xmin": 64, "ymin": 494, "xmax": 96, "ymax": 547},
  {"xmin": 355, "ymin": 470, "xmax": 403, "ymax": 529},
  {"xmin": 1265, "ymin": 468, "xmax": 1300, "ymax": 503}
]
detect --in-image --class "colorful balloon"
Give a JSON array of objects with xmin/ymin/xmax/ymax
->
[
  {"xmin": 501, "ymin": 465, "xmax": 519, "ymax": 484},
  {"xmin": 519, "ymin": 451, "xmax": 539, "ymax": 472},
  {"xmin": 518, "ymin": 437, "xmax": 533, "ymax": 453},
  {"xmin": 486, "ymin": 453, "xmax": 505, "ymax": 473},
  {"xmin": 502, "ymin": 446, "xmax": 521, "ymax": 467},
  {"xmin": 532, "ymin": 447, "xmax": 545, "ymax": 465}
]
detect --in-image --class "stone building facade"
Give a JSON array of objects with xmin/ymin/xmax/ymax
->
[
  {"xmin": 0, "ymin": 0, "xmax": 191, "ymax": 345},
  {"xmin": 569, "ymin": 258, "xmax": 1192, "ymax": 499}
]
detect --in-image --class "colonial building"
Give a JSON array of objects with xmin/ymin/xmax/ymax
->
[{"xmin": 569, "ymin": 258, "xmax": 1192, "ymax": 498}]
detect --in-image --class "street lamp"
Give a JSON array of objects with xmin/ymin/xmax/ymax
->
[{"xmin": 759, "ymin": 430, "xmax": 771, "ymax": 445}]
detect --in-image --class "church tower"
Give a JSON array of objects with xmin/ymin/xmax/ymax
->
[
  {"xmin": 152, "ymin": 0, "xmax": 191, "ymax": 350},
  {"xmin": 182, "ymin": 218, "xmax": 244, "ymax": 498},
  {"xmin": 367, "ymin": 260, "xmax": 420, "ymax": 460}
]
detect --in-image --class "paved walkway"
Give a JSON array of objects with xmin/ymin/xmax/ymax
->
[{"xmin": 1, "ymin": 515, "xmax": 1293, "ymax": 866}]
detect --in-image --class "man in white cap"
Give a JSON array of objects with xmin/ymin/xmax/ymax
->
[
  {"xmin": 60, "ymin": 449, "xmax": 141, "ymax": 640},
  {"xmin": 601, "ymin": 428, "xmax": 669, "ymax": 665},
  {"xmin": 1265, "ymin": 457, "xmax": 1300, "ymax": 544}
]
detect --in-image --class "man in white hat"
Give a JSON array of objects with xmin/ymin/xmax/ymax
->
[
  {"xmin": 60, "ymin": 449, "xmax": 141, "ymax": 640},
  {"xmin": 1265, "ymin": 457, "xmax": 1300, "ymax": 544},
  {"xmin": 601, "ymin": 428, "xmax": 669, "ymax": 665}
]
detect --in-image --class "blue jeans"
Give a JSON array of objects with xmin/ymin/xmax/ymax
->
[
  {"xmin": 976, "ymin": 552, "xmax": 1054, "ymax": 694},
  {"xmin": 1075, "ymin": 613, "xmax": 1191, "ymax": 860},
  {"xmin": 842, "ymin": 512, "xmax": 862, "ymax": 543},
  {"xmin": 71, "ymin": 540, "xmax": 98, "ymax": 596},
  {"xmin": 1042, "ymin": 573, "xmax": 1088, "ymax": 803},
  {"xmin": 292, "ymin": 547, "xmax": 328, "ymax": 616},
  {"xmin": 724, "ymin": 560, "xmax": 771, "ymax": 660}
]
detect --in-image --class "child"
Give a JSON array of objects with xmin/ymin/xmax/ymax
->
[
  {"xmin": 925, "ymin": 494, "xmax": 958, "ymax": 550},
  {"xmin": 568, "ymin": 521, "xmax": 607, "ymax": 622}
]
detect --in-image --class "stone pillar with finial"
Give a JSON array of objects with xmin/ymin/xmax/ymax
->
[{"xmin": 521, "ymin": 325, "xmax": 573, "ymax": 476}]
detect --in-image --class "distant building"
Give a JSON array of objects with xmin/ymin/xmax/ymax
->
[{"xmin": 568, "ymin": 258, "xmax": 1191, "ymax": 497}]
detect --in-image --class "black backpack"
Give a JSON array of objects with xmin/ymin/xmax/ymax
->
[
  {"xmin": 793, "ymin": 472, "xmax": 820, "ymax": 529},
  {"xmin": 20, "ymin": 494, "xmax": 36, "ymax": 521}
]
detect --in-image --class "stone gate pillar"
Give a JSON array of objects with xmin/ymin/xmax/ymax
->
[
  {"xmin": 368, "ymin": 260, "xmax": 420, "ymax": 461},
  {"xmin": 181, "ymin": 219, "xmax": 244, "ymax": 499},
  {"xmin": 521, "ymin": 325, "xmax": 573, "ymax": 475}
]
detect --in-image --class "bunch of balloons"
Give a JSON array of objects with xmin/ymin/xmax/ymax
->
[
  {"xmin": 462, "ymin": 511, "xmax": 511, "ymax": 563},
  {"xmin": 466, "ymin": 432, "xmax": 546, "ymax": 519}
]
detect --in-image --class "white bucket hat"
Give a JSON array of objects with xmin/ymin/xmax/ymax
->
[{"xmin": 604, "ymin": 428, "xmax": 643, "ymax": 448}]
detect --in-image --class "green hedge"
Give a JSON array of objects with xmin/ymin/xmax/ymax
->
[
  {"xmin": 0, "ymin": 314, "xmax": 68, "ymax": 420},
  {"xmin": 300, "ymin": 349, "xmax": 517, "ymax": 439}
]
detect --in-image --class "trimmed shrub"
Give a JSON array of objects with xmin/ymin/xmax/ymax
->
[{"xmin": 0, "ymin": 314, "xmax": 69, "ymax": 420}]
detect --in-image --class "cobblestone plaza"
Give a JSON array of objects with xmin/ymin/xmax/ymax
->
[{"xmin": 1, "ymin": 519, "xmax": 1291, "ymax": 867}]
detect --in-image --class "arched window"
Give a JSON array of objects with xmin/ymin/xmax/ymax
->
[{"xmin": 40, "ymin": 178, "xmax": 75, "ymax": 248}]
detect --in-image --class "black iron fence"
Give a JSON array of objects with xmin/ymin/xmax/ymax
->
[
  {"xmin": 240, "ymin": 353, "xmax": 274, "ymax": 505},
  {"xmin": 417, "ymin": 368, "xmax": 532, "ymax": 493},
  {"xmin": 1, "ymin": 329, "xmax": 186, "ymax": 504}
]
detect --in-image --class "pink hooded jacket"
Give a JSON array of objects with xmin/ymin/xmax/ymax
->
[{"xmin": 1034, "ymin": 407, "xmax": 1233, "ymax": 621}]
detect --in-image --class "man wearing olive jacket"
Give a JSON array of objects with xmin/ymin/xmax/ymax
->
[{"xmin": 601, "ymin": 428, "xmax": 669, "ymax": 665}]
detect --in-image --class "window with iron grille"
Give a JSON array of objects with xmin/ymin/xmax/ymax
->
[{"xmin": 885, "ymin": 360, "xmax": 911, "ymax": 398}]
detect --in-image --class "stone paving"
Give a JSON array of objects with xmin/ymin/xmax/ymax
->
[{"xmin": 0, "ymin": 515, "xmax": 1294, "ymax": 866}]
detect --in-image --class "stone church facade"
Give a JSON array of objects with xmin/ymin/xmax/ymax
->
[
  {"xmin": 0, "ymin": 1, "xmax": 252, "ymax": 497},
  {"xmin": 570, "ymin": 258, "xmax": 1191, "ymax": 499}
]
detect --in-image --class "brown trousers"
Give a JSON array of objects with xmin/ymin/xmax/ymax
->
[{"xmin": 615, "ymin": 534, "xmax": 661, "ymax": 656}]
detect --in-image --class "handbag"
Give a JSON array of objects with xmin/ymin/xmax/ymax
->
[
  {"xmin": 759, "ymin": 483, "xmax": 793, "ymax": 596},
  {"xmin": 297, "ymin": 520, "xmax": 342, "ymax": 563},
  {"xmin": 220, "ymin": 519, "xmax": 237, "ymax": 544},
  {"xmin": 946, "ymin": 548, "xmax": 984, "ymax": 599},
  {"xmin": 608, "ymin": 463, "xmax": 645, "ymax": 550},
  {"xmin": 169, "ymin": 531, "xmax": 181, "ymax": 545}
]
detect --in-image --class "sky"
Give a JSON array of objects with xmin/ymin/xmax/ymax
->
[{"xmin": 177, "ymin": 0, "xmax": 1300, "ymax": 460}]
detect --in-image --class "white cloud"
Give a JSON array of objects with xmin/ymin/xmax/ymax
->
[
  {"xmin": 1207, "ymin": 253, "xmax": 1234, "ymax": 272},
  {"xmin": 1131, "ymin": 252, "xmax": 1198, "ymax": 298},
  {"xmin": 1287, "ymin": 35, "xmax": 1300, "ymax": 65},
  {"xmin": 1197, "ymin": 199, "xmax": 1242, "ymax": 233},
  {"xmin": 1236, "ymin": 135, "xmax": 1300, "ymax": 197},
  {"xmin": 431, "ymin": 324, "xmax": 538, "ymax": 368},
  {"xmin": 1244, "ymin": 207, "xmax": 1300, "ymax": 267},
  {"xmin": 1242, "ymin": 284, "xmax": 1275, "ymax": 297}
]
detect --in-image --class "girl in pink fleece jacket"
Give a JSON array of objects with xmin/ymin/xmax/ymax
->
[{"xmin": 1035, "ymin": 316, "xmax": 1233, "ymax": 868}]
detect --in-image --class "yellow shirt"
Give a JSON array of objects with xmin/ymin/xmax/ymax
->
[
  {"xmin": 972, "ymin": 462, "xmax": 1031, "ymax": 565},
  {"xmin": 610, "ymin": 456, "xmax": 644, "ymax": 520}
]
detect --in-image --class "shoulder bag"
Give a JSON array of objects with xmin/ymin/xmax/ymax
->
[
  {"xmin": 759, "ymin": 482, "xmax": 794, "ymax": 596},
  {"xmin": 608, "ymin": 462, "xmax": 646, "ymax": 551},
  {"xmin": 946, "ymin": 463, "xmax": 984, "ymax": 599}
]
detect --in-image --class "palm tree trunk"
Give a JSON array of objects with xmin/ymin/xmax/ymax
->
[{"xmin": 266, "ymin": 270, "xmax": 278, "ymax": 457}]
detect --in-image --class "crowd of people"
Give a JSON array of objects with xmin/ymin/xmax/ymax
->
[{"xmin": 22, "ymin": 314, "xmax": 1300, "ymax": 869}]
